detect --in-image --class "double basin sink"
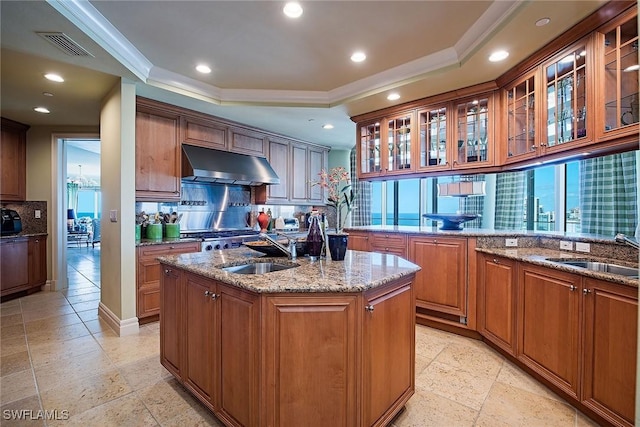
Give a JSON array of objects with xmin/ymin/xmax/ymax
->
[
  {"xmin": 220, "ymin": 261, "xmax": 299, "ymax": 275},
  {"xmin": 546, "ymin": 258, "xmax": 638, "ymax": 279}
]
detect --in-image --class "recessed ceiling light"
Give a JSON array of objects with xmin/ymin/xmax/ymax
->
[
  {"xmin": 43, "ymin": 92, "xmax": 54, "ymax": 97},
  {"xmin": 624, "ymin": 64, "xmax": 640, "ymax": 72},
  {"xmin": 44, "ymin": 73, "xmax": 64, "ymax": 82},
  {"xmin": 387, "ymin": 93, "xmax": 400, "ymax": 101},
  {"xmin": 351, "ymin": 51, "xmax": 366, "ymax": 63},
  {"xmin": 322, "ymin": 124, "xmax": 334, "ymax": 130},
  {"xmin": 535, "ymin": 17, "xmax": 551, "ymax": 27},
  {"xmin": 488, "ymin": 50, "xmax": 509, "ymax": 62},
  {"xmin": 34, "ymin": 107, "xmax": 50, "ymax": 114},
  {"xmin": 283, "ymin": 2, "xmax": 303, "ymax": 18},
  {"xmin": 196, "ymin": 64, "xmax": 211, "ymax": 74}
]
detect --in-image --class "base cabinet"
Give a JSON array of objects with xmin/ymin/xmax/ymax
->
[
  {"xmin": 1, "ymin": 235, "xmax": 47, "ymax": 298},
  {"xmin": 408, "ymin": 236, "xmax": 467, "ymax": 322},
  {"xmin": 582, "ymin": 278, "xmax": 637, "ymax": 427},
  {"xmin": 477, "ymin": 254, "xmax": 517, "ymax": 355},
  {"xmin": 160, "ymin": 264, "xmax": 415, "ymax": 427},
  {"xmin": 136, "ymin": 242, "xmax": 200, "ymax": 320}
]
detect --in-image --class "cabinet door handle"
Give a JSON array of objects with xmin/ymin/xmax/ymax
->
[
  {"xmin": 365, "ymin": 304, "xmax": 374, "ymax": 313},
  {"xmin": 211, "ymin": 293, "xmax": 219, "ymax": 300},
  {"xmin": 35, "ymin": 239, "xmax": 39, "ymax": 243},
  {"xmin": 583, "ymin": 288, "xmax": 592, "ymax": 295},
  {"xmin": 531, "ymin": 145, "xmax": 537, "ymax": 150},
  {"xmin": 433, "ymin": 240, "xmax": 437, "ymax": 244},
  {"xmin": 204, "ymin": 290, "xmax": 211, "ymax": 296},
  {"xmin": 569, "ymin": 285, "xmax": 577, "ymax": 291},
  {"xmin": 493, "ymin": 258, "xmax": 499, "ymax": 264}
]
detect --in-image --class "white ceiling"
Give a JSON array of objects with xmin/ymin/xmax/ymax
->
[{"xmin": 1, "ymin": 0, "xmax": 608, "ymax": 150}]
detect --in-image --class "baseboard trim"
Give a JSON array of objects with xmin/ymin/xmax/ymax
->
[
  {"xmin": 98, "ymin": 302, "xmax": 139, "ymax": 336},
  {"xmin": 42, "ymin": 280, "xmax": 53, "ymax": 292}
]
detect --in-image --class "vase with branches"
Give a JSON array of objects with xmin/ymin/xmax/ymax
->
[{"xmin": 313, "ymin": 167, "xmax": 356, "ymax": 234}]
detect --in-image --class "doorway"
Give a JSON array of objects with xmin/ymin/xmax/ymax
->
[{"xmin": 55, "ymin": 137, "xmax": 101, "ymax": 293}]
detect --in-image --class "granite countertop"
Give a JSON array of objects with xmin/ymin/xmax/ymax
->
[
  {"xmin": 137, "ymin": 237, "xmax": 201, "ymax": 246},
  {"xmin": 477, "ymin": 247, "xmax": 638, "ymax": 288},
  {"xmin": 158, "ymin": 248, "xmax": 421, "ymax": 294},
  {"xmin": 1, "ymin": 232, "xmax": 48, "ymax": 239},
  {"xmin": 344, "ymin": 225, "xmax": 620, "ymax": 244}
]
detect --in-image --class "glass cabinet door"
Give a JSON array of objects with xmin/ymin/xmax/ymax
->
[
  {"xmin": 418, "ymin": 107, "xmax": 448, "ymax": 169},
  {"xmin": 506, "ymin": 75, "xmax": 536, "ymax": 160},
  {"xmin": 602, "ymin": 14, "xmax": 638, "ymax": 131},
  {"xmin": 545, "ymin": 45, "xmax": 587, "ymax": 148},
  {"xmin": 359, "ymin": 121, "xmax": 381, "ymax": 175},
  {"xmin": 455, "ymin": 97, "xmax": 490, "ymax": 166},
  {"xmin": 387, "ymin": 113, "xmax": 413, "ymax": 172}
]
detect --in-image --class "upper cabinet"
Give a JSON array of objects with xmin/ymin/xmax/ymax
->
[
  {"xmin": 595, "ymin": 7, "xmax": 639, "ymax": 142},
  {"xmin": 417, "ymin": 104, "xmax": 449, "ymax": 171},
  {"xmin": 229, "ymin": 126, "xmax": 267, "ymax": 157},
  {"xmin": 357, "ymin": 111, "xmax": 415, "ymax": 178},
  {"xmin": 1, "ymin": 118, "xmax": 29, "ymax": 202},
  {"xmin": 542, "ymin": 40, "xmax": 592, "ymax": 152},
  {"xmin": 135, "ymin": 100, "xmax": 182, "ymax": 201},
  {"xmin": 452, "ymin": 94, "xmax": 494, "ymax": 169},
  {"xmin": 504, "ymin": 72, "xmax": 538, "ymax": 163},
  {"xmin": 290, "ymin": 142, "xmax": 327, "ymax": 204},
  {"xmin": 180, "ymin": 115, "xmax": 228, "ymax": 151}
]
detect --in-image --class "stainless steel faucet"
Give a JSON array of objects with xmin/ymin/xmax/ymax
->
[
  {"xmin": 615, "ymin": 233, "xmax": 640, "ymax": 250},
  {"xmin": 259, "ymin": 232, "xmax": 297, "ymax": 260}
]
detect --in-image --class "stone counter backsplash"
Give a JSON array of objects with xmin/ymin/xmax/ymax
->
[{"xmin": 2, "ymin": 201, "xmax": 47, "ymax": 235}]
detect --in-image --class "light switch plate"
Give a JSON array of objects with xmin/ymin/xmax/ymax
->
[
  {"xmin": 505, "ymin": 238, "xmax": 518, "ymax": 247},
  {"xmin": 109, "ymin": 209, "xmax": 118, "ymax": 223},
  {"xmin": 34, "ymin": 210, "xmax": 41, "ymax": 219},
  {"xmin": 560, "ymin": 241, "xmax": 573, "ymax": 250},
  {"xmin": 575, "ymin": 242, "xmax": 591, "ymax": 252}
]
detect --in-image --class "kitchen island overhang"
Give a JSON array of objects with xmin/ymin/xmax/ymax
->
[{"xmin": 158, "ymin": 248, "xmax": 420, "ymax": 427}]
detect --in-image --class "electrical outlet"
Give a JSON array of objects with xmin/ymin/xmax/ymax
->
[
  {"xmin": 505, "ymin": 238, "xmax": 518, "ymax": 247},
  {"xmin": 34, "ymin": 210, "xmax": 41, "ymax": 219},
  {"xmin": 575, "ymin": 242, "xmax": 591, "ymax": 253},
  {"xmin": 560, "ymin": 241, "xmax": 573, "ymax": 250}
]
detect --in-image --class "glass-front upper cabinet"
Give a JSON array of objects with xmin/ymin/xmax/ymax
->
[
  {"xmin": 544, "ymin": 43, "xmax": 588, "ymax": 149},
  {"xmin": 417, "ymin": 106, "xmax": 449, "ymax": 170},
  {"xmin": 504, "ymin": 73, "xmax": 537, "ymax": 163},
  {"xmin": 453, "ymin": 95, "xmax": 493, "ymax": 168},
  {"xmin": 386, "ymin": 112, "xmax": 414, "ymax": 174},
  {"xmin": 358, "ymin": 121, "xmax": 382, "ymax": 177},
  {"xmin": 599, "ymin": 10, "xmax": 638, "ymax": 136}
]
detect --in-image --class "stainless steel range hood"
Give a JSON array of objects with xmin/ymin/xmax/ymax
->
[{"xmin": 182, "ymin": 144, "xmax": 280, "ymax": 186}]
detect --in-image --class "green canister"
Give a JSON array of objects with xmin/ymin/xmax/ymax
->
[
  {"xmin": 164, "ymin": 223, "xmax": 180, "ymax": 238},
  {"xmin": 146, "ymin": 223, "xmax": 163, "ymax": 240}
]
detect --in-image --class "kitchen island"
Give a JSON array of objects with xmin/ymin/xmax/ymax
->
[{"xmin": 158, "ymin": 248, "xmax": 420, "ymax": 427}]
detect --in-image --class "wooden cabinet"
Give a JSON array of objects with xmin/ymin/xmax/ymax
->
[
  {"xmin": 136, "ymin": 241, "xmax": 200, "ymax": 321},
  {"xmin": 181, "ymin": 115, "xmax": 227, "ymax": 150},
  {"xmin": 368, "ymin": 232, "xmax": 406, "ymax": 257},
  {"xmin": 503, "ymin": 72, "xmax": 538, "ymax": 164},
  {"xmin": 363, "ymin": 279, "xmax": 414, "ymax": 426},
  {"xmin": 28, "ymin": 235, "xmax": 47, "ymax": 287},
  {"xmin": 135, "ymin": 100, "xmax": 182, "ymax": 201},
  {"xmin": 477, "ymin": 254, "xmax": 517, "ymax": 355},
  {"xmin": 595, "ymin": 8, "xmax": 639, "ymax": 142},
  {"xmin": 581, "ymin": 278, "xmax": 637, "ymax": 427},
  {"xmin": 0, "ymin": 237, "xmax": 28, "ymax": 296},
  {"xmin": 228, "ymin": 126, "xmax": 267, "ymax": 157},
  {"xmin": 517, "ymin": 264, "xmax": 582, "ymax": 399},
  {"xmin": 346, "ymin": 230, "xmax": 370, "ymax": 251},
  {"xmin": 542, "ymin": 39, "xmax": 592, "ymax": 153},
  {"xmin": 452, "ymin": 94, "xmax": 495, "ymax": 169},
  {"xmin": 290, "ymin": 142, "xmax": 327, "ymax": 204},
  {"xmin": 160, "ymin": 263, "xmax": 416, "ymax": 426},
  {"xmin": 159, "ymin": 265, "xmax": 183, "ymax": 378},
  {"xmin": 265, "ymin": 138, "xmax": 290, "ymax": 203},
  {"xmin": 408, "ymin": 235, "xmax": 468, "ymax": 323},
  {"xmin": 0, "ymin": 118, "xmax": 29, "ymax": 202},
  {"xmin": 357, "ymin": 111, "xmax": 415, "ymax": 179},
  {"xmin": 417, "ymin": 104, "xmax": 450, "ymax": 171},
  {"xmin": 263, "ymin": 294, "xmax": 359, "ymax": 426}
]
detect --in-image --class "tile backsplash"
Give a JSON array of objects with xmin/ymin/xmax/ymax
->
[{"xmin": 2, "ymin": 201, "xmax": 47, "ymax": 234}]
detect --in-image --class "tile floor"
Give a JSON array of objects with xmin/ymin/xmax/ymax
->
[{"xmin": 0, "ymin": 246, "xmax": 600, "ymax": 426}]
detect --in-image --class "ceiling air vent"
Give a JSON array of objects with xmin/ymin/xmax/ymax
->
[{"xmin": 36, "ymin": 32, "xmax": 94, "ymax": 57}]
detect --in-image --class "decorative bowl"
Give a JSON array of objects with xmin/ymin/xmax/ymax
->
[{"xmin": 423, "ymin": 213, "xmax": 480, "ymax": 230}]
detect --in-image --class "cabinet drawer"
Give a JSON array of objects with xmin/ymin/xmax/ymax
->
[
  {"xmin": 138, "ymin": 242, "xmax": 200, "ymax": 259},
  {"xmin": 369, "ymin": 245, "xmax": 407, "ymax": 257},
  {"xmin": 369, "ymin": 233, "xmax": 407, "ymax": 248}
]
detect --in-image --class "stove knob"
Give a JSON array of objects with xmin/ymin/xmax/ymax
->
[
  {"xmin": 204, "ymin": 244, "xmax": 213, "ymax": 251},
  {"xmin": 223, "ymin": 243, "xmax": 229, "ymax": 249},
  {"xmin": 214, "ymin": 243, "xmax": 222, "ymax": 250}
]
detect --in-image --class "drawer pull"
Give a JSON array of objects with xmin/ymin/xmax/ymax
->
[
  {"xmin": 493, "ymin": 258, "xmax": 499, "ymax": 264},
  {"xmin": 164, "ymin": 269, "xmax": 171, "ymax": 275},
  {"xmin": 365, "ymin": 304, "xmax": 374, "ymax": 313},
  {"xmin": 569, "ymin": 285, "xmax": 577, "ymax": 291},
  {"xmin": 211, "ymin": 293, "xmax": 219, "ymax": 300},
  {"xmin": 204, "ymin": 290, "xmax": 211, "ymax": 296},
  {"xmin": 583, "ymin": 288, "xmax": 592, "ymax": 295},
  {"xmin": 169, "ymin": 246, "xmax": 175, "ymax": 249}
]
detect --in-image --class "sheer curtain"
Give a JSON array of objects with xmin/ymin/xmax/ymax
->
[
  {"xmin": 579, "ymin": 152, "xmax": 637, "ymax": 236},
  {"xmin": 494, "ymin": 171, "xmax": 526, "ymax": 229},
  {"xmin": 350, "ymin": 148, "xmax": 371, "ymax": 226}
]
